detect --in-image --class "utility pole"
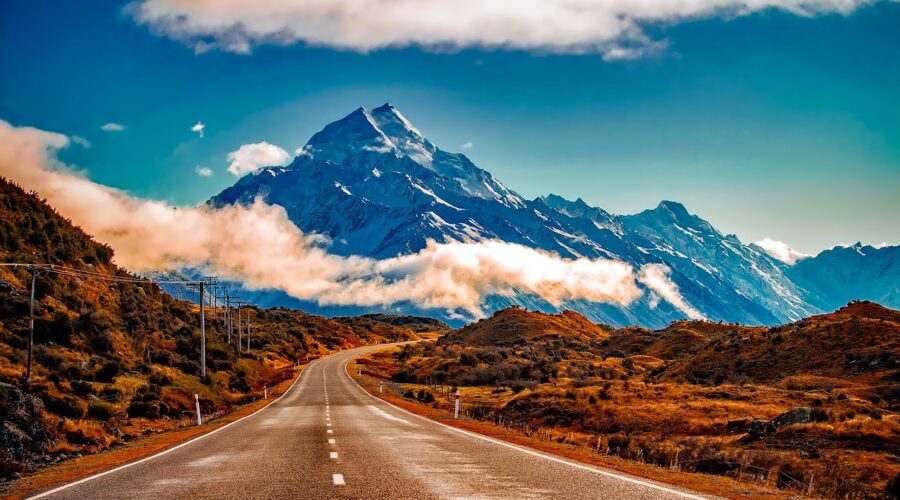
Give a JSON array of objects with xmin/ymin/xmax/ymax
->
[
  {"xmin": 199, "ymin": 280, "xmax": 205, "ymax": 378},
  {"xmin": 236, "ymin": 301, "xmax": 242, "ymax": 354},
  {"xmin": 196, "ymin": 277, "xmax": 217, "ymax": 379},
  {"xmin": 25, "ymin": 265, "xmax": 37, "ymax": 385},
  {"xmin": 246, "ymin": 315, "xmax": 251, "ymax": 351}
]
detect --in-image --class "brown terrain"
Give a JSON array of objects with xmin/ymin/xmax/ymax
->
[
  {"xmin": 362, "ymin": 305, "xmax": 900, "ymax": 498},
  {"xmin": 0, "ymin": 177, "xmax": 447, "ymax": 486}
]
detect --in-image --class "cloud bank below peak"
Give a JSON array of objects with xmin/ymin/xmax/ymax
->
[
  {"xmin": 126, "ymin": 0, "xmax": 875, "ymax": 60},
  {"xmin": 0, "ymin": 119, "xmax": 700, "ymax": 319}
]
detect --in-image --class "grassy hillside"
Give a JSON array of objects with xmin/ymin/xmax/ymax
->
[
  {"xmin": 0, "ymin": 178, "xmax": 441, "ymax": 479},
  {"xmin": 369, "ymin": 304, "xmax": 900, "ymax": 498}
]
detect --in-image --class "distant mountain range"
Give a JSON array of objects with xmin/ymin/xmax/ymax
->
[{"xmin": 208, "ymin": 103, "xmax": 899, "ymax": 327}]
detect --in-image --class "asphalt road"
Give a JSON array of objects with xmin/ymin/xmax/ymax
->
[{"xmin": 32, "ymin": 345, "xmax": 708, "ymax": 499}]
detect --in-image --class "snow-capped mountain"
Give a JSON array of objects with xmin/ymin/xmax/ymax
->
[
  {"xmin": 208, "ymin": 104, "xmax": 897, "ymax": 326},
  {"xmin": 783, "ymin": 243, "xmax": 900, "ymax": 312}
]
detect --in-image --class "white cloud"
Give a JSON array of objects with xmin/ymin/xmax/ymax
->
[
  {"xmin": 295, "ymin": 145, "xmax": 314, "ymax": 158},
  {"xmin": 754, "ymin": 238, "xmax": 811, "ymax": 264},
  {"xmin": 71, "ymin": 136, "xmax": 91, "ymax": 148},
  {"xmin": 227, "ymin": 141, "xmax": 291, "ymax": 176},
  {"xmin": 100, "ymin": 123, "xmax": 125, "ymax": 132},
  {"xmin": 127, "ymin": 0, "xmax": 872, "ymax": 60},
  {"xmin": 0, "ymin": 119, "xmax": 664, "ymax": 317},
  {"xmin": 638, "ymin": 264, "xmax": 705, "ymax": 320},
  {"xmin": 194, "ymin": 165, "xmax": 213, "ymax": 177},
  {"xmin": 191, "ymin": 121, "xmax": 205, "ymax": 138},
  {"xmin": 460, "ymin": 141, "xmax": 473, "ymax": 149}
]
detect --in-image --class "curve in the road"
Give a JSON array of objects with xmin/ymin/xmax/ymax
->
[{"xmin": 27, "ymin": 345, "xmax": 710, "ymax": 499}]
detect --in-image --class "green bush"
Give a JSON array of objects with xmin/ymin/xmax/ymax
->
[{"xmin": 87, "ymin": 401, "xmax": 115, "ymax": 421}]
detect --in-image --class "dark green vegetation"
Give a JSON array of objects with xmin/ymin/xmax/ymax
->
[{"xmin": 0, "ymin": 178, "xmax": 444, "ymax": 479}]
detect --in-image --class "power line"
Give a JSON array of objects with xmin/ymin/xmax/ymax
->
[
  {"xmin": 0, "ymin": 262, "xmax": 206, "ymax": 285},
  {"xmin": 1, "ymin": 262, "xmax": 219, "ymax": 385}
]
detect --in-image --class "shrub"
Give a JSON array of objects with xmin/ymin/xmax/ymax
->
[
  {"xmin": 42, "ymin": 394, "xmax": 86, "ymax": 418},
  {"xmin": 34, "ymin": 345, "xmax": 66, "ymax": 370},
  {"xmin": 70, "ymin": 380, "xmax": 93, "ymax": 396},
  {"xmin": 886, "ymin": 474, "xmax": 900, "ymax": 498},
  {"xmin": 98, "ymin": 387, "xmax": 123, "ymax": 402},
  {"xmin": 148, "ymin": 373, "xmax": 172, "ymax": 387},
  {"xmin": 87, "ymin": 401, "xmax": 115, "ymax": 421},
  {"xmin": 416, "ymin": 389, "xmax": 435, "ymax": 403},
  {"xmin": 94, "ymin": 360, "xmax": 121, "ymax": 383}
]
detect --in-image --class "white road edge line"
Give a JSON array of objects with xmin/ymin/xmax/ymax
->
[
  {"xmin": 28, "ymin": 358, "xmax": 316, "ymax": 499},
  {"xmin": 343, "ymin": 350, "xmax": 708, "ymax": 500},
  {"xmin": 332, "ymin": 473, "xmax": 346, "ymax": 486}
]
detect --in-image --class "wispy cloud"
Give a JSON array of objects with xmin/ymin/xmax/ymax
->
[
  {"xmin": 638, "ymin": 264, "xmax": 705, "ymax": 320},
  {"xmin": 227, "ymin": 141, "xmax": 291, "ymax": 176},
  {"xmin": 194, "ymin": 165, "xmax": 213, "ymax": 177},
  {"xmin": 460, "ymin": 141, "xmax": 473, "ymax": 149},
  {"xmin": 127, "ymin": 0, "xmax": 872, "ymax": 60},
  {"xmin": 100, "ymin": 123, "xmax": 125, "ymax": 132},
  {"xmin": 0, "ymin": 119, "xmax": 686, "ymax": 317},
  {"xmin": 191, "ymin": 121, "xmax": 205, "ymax": 138},
  {"xmin": 754, "ymin": 238, "xmax": 811, "ymax": 264},
  {"xmin": 71, "ymin": 136, "xmax": 91, "ymax": 148}
]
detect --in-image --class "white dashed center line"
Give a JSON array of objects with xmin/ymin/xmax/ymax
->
[
  {"xmin": 328, "ymin": 438, "xmax": 336, "ymax": 444},
  {"xmin": 327, "ymin": 429, "xmax": 333, "ymax": 434},
  {"xmin": 329, "ymin": 452, "xmax": 338, "ymax": 460},
  {"xmin": 333, "ymin": 473, "xmax": 345, "ymax": 486}
]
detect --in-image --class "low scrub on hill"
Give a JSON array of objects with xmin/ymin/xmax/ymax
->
[
  {"xmin": 374, "ymin": 305, "xmax": 900, "ymax": 498},
  {"xmin": 0, "ymin": 178, "xmax": 436, "ymax": 479}
]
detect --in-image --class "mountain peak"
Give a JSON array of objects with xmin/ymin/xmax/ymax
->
[
  {"xmin": 372, "ymin": 102, "xmax": 395, "ymax": 113},
  {"xmin": 656, "ymin": 200, "xmax": 689, "ymax": 217},
  {"xmin": 369, "ymin": 103, "xmax": 435, "ymax": 165}
]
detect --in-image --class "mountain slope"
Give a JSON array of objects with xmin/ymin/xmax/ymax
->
[
  {"xmin": 0, "ymin": 177, "xmax": 431, "ymax": 477},
  {"xmin": 784, "ymin": 243, "xmax": 900, "ymax": 312},
  {"xmin": 209, "ymin": 103, "xmax": 896, "ymax": 328}
]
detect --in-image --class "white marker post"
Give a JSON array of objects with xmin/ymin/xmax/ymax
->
[
  {"xmin": 264, "ymin": 385, "xmax": 268, "ymax": 399},
  {"xmin": 379, "ymin": 381, "xmax": 384, "ymax": 394},
  {"xmin": 454, "ymin": 389, "xmax": 461, "ymax": 419},
  {"xmin": 194, "ymin": 394, "xmax": 202, "ymax": 426}
]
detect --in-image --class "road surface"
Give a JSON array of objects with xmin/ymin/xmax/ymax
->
[{"xmin": 31, "ymin": 345, "xmax": 708, "ymax": 499}]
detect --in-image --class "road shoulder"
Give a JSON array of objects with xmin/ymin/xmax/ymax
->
[
  {"xmin": 348, "ymin": 348, "xmax": 786, "ymax": 500},
  {"xmin": 1, "ymin": 366, "xmax": 305, "ymax": 499}
]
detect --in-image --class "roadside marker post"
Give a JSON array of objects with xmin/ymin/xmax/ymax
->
[
  {"xmin": 454, "ymin": 389, "xmax": 461, "ymax": 419},
  {"xmin": 379, "ymin": 381, "xmax": 384, "ymax": 394},
  {"xmin": 264, "ymin": 386, "xmax": 268, "ymax": 399},
  {"xmin": 194, "ymin": 394, "xmax": 202, "ymax": 426}
]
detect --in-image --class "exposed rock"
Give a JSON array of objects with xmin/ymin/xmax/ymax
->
[
  {"xmin": 0, "ymin": 383, "xmax": 53, "ymax": 479},
  {"xmin": 745, "ymin": 407, "xmax": 812, "ymax": 440}
]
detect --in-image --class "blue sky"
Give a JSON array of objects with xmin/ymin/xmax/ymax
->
[{"xmin": 1, "ymin": 0, "xmax": 897, "ymax": 254}]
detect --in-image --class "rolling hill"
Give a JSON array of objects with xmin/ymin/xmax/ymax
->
[
  {"xmin": 0, "ymin": 177, "xmax": 439, "ymax": 479},
  {"xmin": 371, "ymin": 302, "xmax": 900, "ymax": 497}
]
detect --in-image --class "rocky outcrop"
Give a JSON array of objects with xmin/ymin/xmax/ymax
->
[
  {"xmin": 0, "ymin": 383, "xmax": 53, "ymax": 479},
  {"xmin": 746, "ymin": 407, "xmax": 811, "ymax": 440}
]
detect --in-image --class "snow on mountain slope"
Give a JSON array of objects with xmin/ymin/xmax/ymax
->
[
  {"xmin": 784, "ymin": 243, "xmax": 900, "ymax": 312},
  {"xmin": 207, "ymin": 104, "xmax": 892, "ymax": 327}
]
